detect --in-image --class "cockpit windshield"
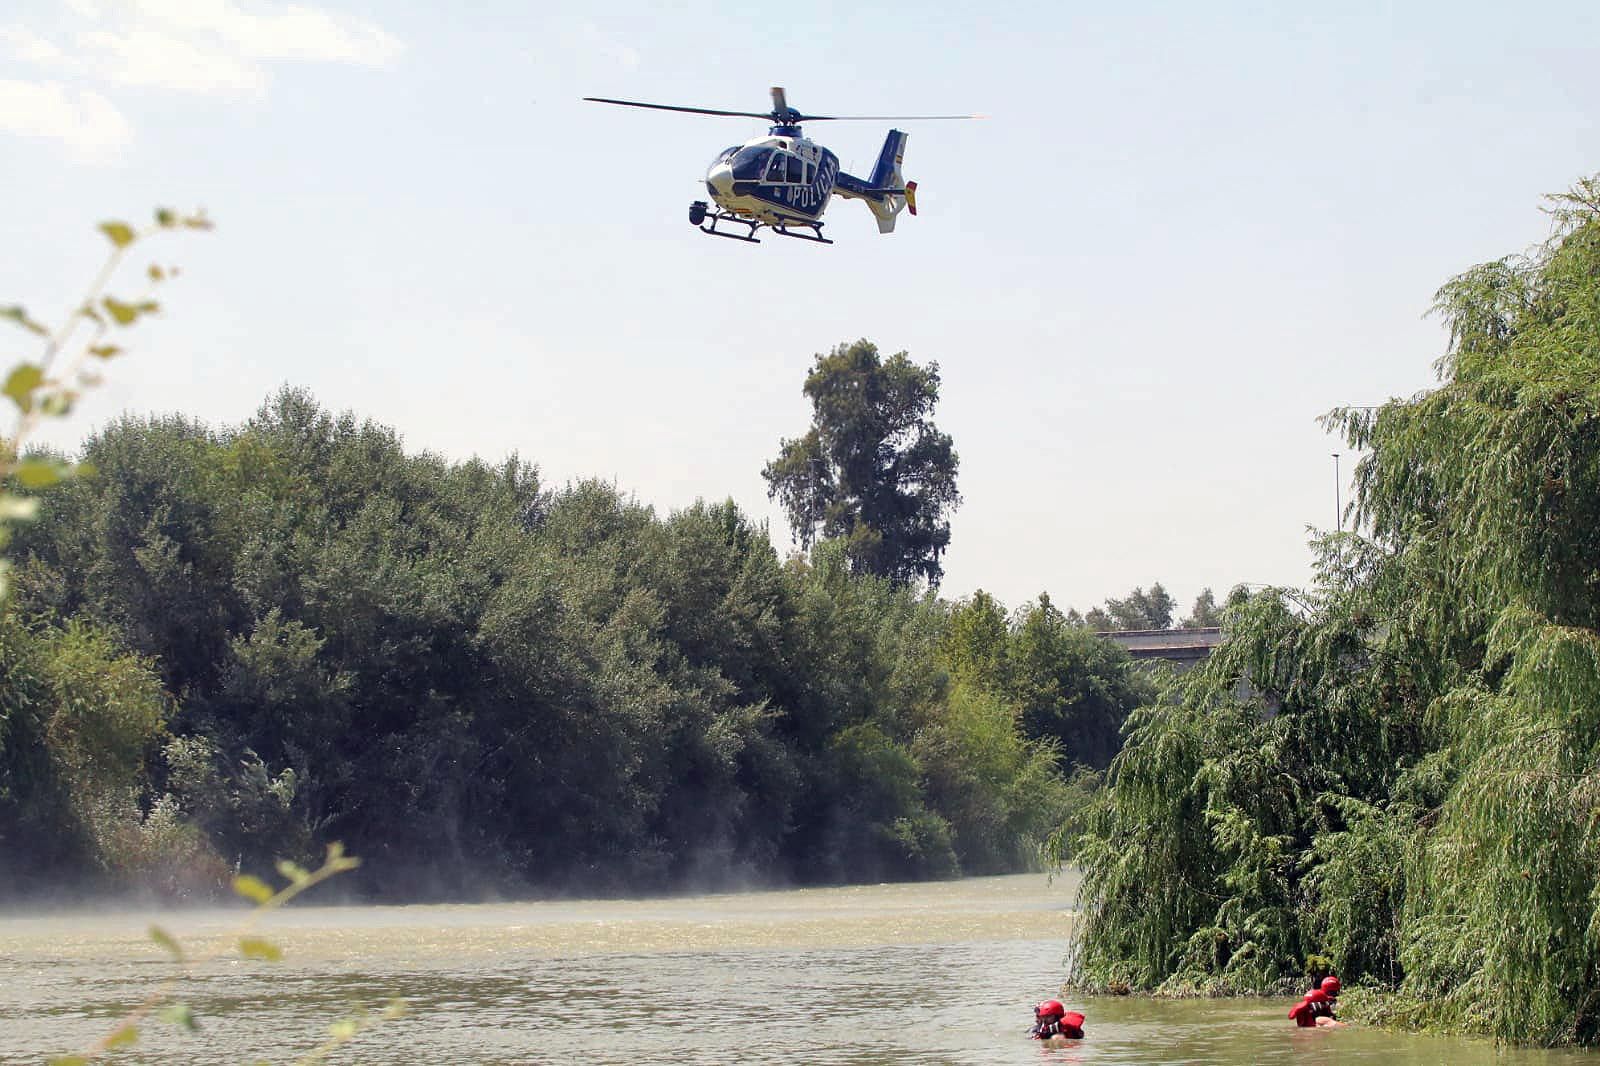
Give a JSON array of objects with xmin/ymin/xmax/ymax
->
[
  {"xmin": 708, "ymin": 145, "xmax": 740, "ymax": 168},
  {"xmin": 729, "ymin": 147, "xmax": 771, "ymax": 180}
]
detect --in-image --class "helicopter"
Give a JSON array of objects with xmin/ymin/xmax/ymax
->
[{"xmin": 583, "ymin": 87, "xmax": 980, "ymax": 245}]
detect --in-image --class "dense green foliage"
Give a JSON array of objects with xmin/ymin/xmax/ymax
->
[
  {"xmin": 1069, "ymin": 176, "xmax": 1600, "ymax": 1045},
  {"xmin": 0, "ymin": 390, "xmax": 1149, "ymax": 900},
  {"xmin": 763, "ymin": 339, "xmax": 961, "ymax": 587},
  {"xmin": 946, "ymin": 591, "xmax": 1155, "ymax": 772}
]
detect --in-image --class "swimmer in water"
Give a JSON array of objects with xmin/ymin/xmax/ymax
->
[
  {"xmin": 1311, "ymin": 976, "xmax": 1344, "ymax": 1027},
  {"xmin": 1288, "ymin": 980, "xmax": 1346, "ymax": 1028},
  {"xmin": 1029, "ymin": 1000, "xmax": 1086, "ymax": 1044}
]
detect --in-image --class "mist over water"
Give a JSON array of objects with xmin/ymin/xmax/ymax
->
[{"xmin": 0, "ymin": 873, "xmax": 1587, "ymax": 1064}]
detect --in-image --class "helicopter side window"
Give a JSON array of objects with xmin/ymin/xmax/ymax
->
[{"xmin": 761, "ymin": 152, "xmax": 806, "ymax": 185}]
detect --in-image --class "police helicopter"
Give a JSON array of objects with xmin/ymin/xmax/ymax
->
[{"xmin": 583, "ymin": 87, "xmax": 980, "ymax": 245}]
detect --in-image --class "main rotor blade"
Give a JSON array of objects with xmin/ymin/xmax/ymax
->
[
  {"xmin": 798, "ymin": 113, "xmax": 987, "ymax": 122},
  {"xmin": 583, "ymin": 97, "xmax": 773, "ymax": 120}
]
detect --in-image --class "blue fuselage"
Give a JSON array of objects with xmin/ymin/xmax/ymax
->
[{"xmin": 704, "ymin": 130, "xmax": 841, "ymax": 225}]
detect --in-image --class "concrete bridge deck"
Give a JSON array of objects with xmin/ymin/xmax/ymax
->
[{"xmin": 1100, "ymin": 626, "xmax": 1224, "ymax": 668}]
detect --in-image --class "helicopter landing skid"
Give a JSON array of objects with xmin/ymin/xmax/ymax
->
[
  {"xmin": 694, "ymin": 207, "xmax": 762, "ymax": 243},
  {"xmin": 690, "ymin": 203, "xmax": 832, "ymax": 246},
  {"xmin": 772, "ymin": 222, "xmax": 833, "ymax": 245}
]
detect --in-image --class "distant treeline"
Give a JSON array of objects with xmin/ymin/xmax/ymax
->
[{"xmin": 0, "ymin": 390, "xmax": 1153, "ymax": 900}]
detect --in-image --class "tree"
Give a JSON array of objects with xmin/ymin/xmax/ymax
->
[
  {"xmin": 8, "ymin": 384, "xmax": 1075, "ymax": 898},
  {"xmin": 763, "ymin": 340, "xmax": 960, "ymax": 587},
  {"xmin": 1008, "ymin": 596, "xmax": 1152, "ymax": 770},
  {"xmin": 942, "ymin": 589, "xmax": 1010, "ymax": 690},
  {"xmin": 1069, "ymin": 175, "xmax": 1600, "ymax": 1045},
  {"xmin": 1082, "ymin": 583, "xmax": 1176, "ymax": 630},
  {"xmin": 1180, "ymin": 588, "xmax": 1223, "ymax": 628}
]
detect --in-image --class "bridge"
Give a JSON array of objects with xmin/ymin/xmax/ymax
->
[{"xmin": 1100, "ymin": 627, "xmax": 1224, "ymax": 670}]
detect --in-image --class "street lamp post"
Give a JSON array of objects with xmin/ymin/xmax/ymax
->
[{"xmin": 1332, "ymin": 453, "xmax": 1342, "ymax": 533}]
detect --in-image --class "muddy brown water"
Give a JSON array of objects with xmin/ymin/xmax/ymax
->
[{"xmin": 0, "ymin": 872, "xmax": 1590, "ymax": 1064}]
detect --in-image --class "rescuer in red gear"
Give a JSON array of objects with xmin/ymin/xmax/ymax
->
[
  {"xmin": 1287, "ymin": 991, "xmax": 1319, "ymax": 1028},
  {"xmin": 1288, "ymin": 981, "xmax": 1345, "ymax": 1028},
  {"xmin": 1029, "ymin": 1000, "xmax": 1086, "ymax": 1042}
]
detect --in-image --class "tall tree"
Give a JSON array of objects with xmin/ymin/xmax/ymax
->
[{"xmin": 763, "ymin": 340, "xmax": 961, "ymax": 587}]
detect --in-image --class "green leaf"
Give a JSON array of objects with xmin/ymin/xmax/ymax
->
[
  {"xmin": 238, "ymin": 936, "xmax": 283, "ymax": 961},
  {"xmin": 78, "ymin": 304, "xmax": 103, "ymax": 327},
  {"xmin": 99, "ymin": 221, "xmax": 137, "ymax": 248},
  {"xmin": 155, "ymin": 207, "xmax": 176, "ymax": 227},
  {"xmin": 105, "ymin": 1025, "xmax": 139, "ymax": 1049},
  {"xmin": 158, "ymin": 1002, "xmax": 199, "ymax": 1031},
  {"xmin": 14, "ymin": 457, "xmax": 68, "ymax": 489},
  {"xmin": 182, "ymin": 212, "xmax": 214, "ymax": 230},
  {"xmin": 3, "ymin": 364, "xmax": 44, "ymax": 410},
  {"xmin": 1, "ymin": 305, "xmax": 49, "ymax": 336},
  {"xmin": 147, "ymin": 264, "xmax": 166, "ymax": 282},
  {"xmin": 148, "ymin": 924, "xmax": 185, "ymax": 962},
  {"xmin": 276, "ymin": 859, "xmax": 311, "ymax": 884},
  {"xmin": 0, "ymin": 495, "xmax": 40, "ymax": 523},
  {"xmin": 101, "ymin": 298, "xmax": 159, "ymax": 326},
  {"xmin": 102, "ymin": 297, "xmax": 141, "ymax": 326},
  {"xmin": 232, "ymin": 874, "xmax": 274, "ymax": 904},
  {"xmin": 88, "ymin": 344, "xmax": 122, "ymax": 360}
]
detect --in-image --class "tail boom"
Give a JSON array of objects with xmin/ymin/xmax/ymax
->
[{"xmin": 833, "ymin": 129, "xmax": 914, "ymax": 233}]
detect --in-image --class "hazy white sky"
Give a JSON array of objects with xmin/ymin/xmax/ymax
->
[{"xmin": 2, "ymin": 0, "xmax": 1596, "ymax": 616}]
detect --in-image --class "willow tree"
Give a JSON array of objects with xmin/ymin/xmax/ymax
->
[
  {"xmin": 763, "ymin": 340, "xmax": 960, "ymax": 587},
  {"xmin": 1069, "ymin": 175, "xmax": 1600, "ymax": 1045}
]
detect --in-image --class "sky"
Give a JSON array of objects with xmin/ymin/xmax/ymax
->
[{"xmin": 2, "ymin": 0, "xmax": 1596, "ymax": 617}]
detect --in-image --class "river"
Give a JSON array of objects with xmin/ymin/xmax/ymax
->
[{"xmin": 0, "ymin": 872, "xmax": 1590, "ymax": 1064}]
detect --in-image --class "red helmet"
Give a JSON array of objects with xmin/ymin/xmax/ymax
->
[
  {"xmin": 1035, "ymin": 1000, "xmax": 1065, "ymax": 1019},
  {"xmin": 1321, "ymin": 976, "xmax": 1341, "ymax": 996}
]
